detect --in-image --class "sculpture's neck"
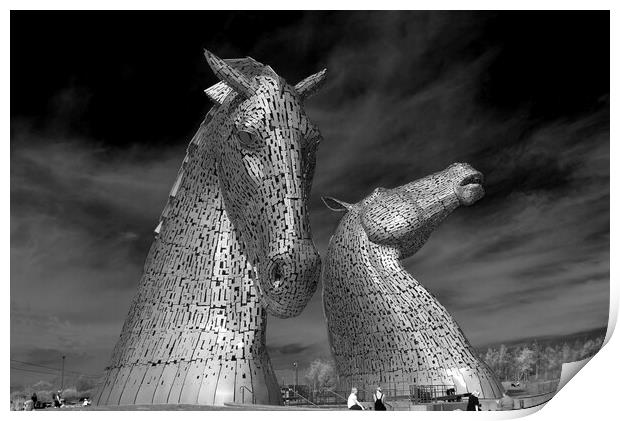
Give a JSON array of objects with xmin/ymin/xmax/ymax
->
[
  {"xmin": 159, "ymin": 117, "xmax": 267, "ymax": 346},
  {"xmin": 100, "ymin": 107, "xmax": 283, "ymax": 407}
]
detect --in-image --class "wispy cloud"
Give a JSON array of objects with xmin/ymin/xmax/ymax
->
[{"xmin": 11, "ymin": 131, "xmax": 186, "ymax": 383}]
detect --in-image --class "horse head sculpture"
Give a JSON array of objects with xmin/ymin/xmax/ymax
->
[
  {"xmin": 322, "ymin": 163, "xmax": 504, "ymax": 403},
  {"xmin": 96, "ymin": 51, "xmax": 327, "ymax": 407},
  {"xmin": 203, "ymin": 51, "xmax": 324, "ymax": 317},
  {"xmin": 359, "ymin": 162, "xmax": 484, "ymax": 257}
]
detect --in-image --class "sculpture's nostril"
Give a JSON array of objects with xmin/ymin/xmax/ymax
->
[
  {"xmin": 459, "ymin": 172, "xmax": 484, "ymax": 186},
  {"xmin": 264, "ymin": 240, "xmax": 320, "ymax": 300}
]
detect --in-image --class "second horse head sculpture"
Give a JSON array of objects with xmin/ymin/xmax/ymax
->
[{"xmin": 322, "ymin": 163, "xmax": 504, "ymax": 401}]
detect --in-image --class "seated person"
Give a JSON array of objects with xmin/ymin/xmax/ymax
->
[{"xmin": 347, "ymin": 388, "xmax": 365, "ymax": 410}]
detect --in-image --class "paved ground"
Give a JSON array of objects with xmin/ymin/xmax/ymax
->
[
  {"xmin": 39, "ymin": 396, "xmax": 553, "ymax": 411},
  {"xmin": 45, "ymin": 403, "xmax": 345, "ymax": 411},
  {"xmin": 45, "ymin": 404, "xmax": 250, "ymax": 411}
]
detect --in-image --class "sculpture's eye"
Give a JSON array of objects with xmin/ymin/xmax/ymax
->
[{"xmin": 237, "ymin": 129, "xmax": 262, "ymax": 150}]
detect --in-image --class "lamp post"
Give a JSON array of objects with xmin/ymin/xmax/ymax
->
[
  {"xmin": 61, "ymin": 356, "xmax": 66, "ymax": 391},
  {"xmin": 293, "ymin": 361, "xmax": 298, "ymax": 394}
]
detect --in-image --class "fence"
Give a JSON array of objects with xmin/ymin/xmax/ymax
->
[
  {"xmin": 333, "ymin": 380, "xmax": 430, "ymax": 402},
  {"xmin": 282, "ymin": 387, "xmax": 395, "ymax": 409},
  {"xmin": 283, "ymin": 382, "xmax": 464, "ymax": 406},
  {"xmin": 410, "ymin": 384, "xmax": 456, "ymax": 404},
  {"xmin": 503, "ymin": 379, "xmax": 560, "ymax": 396}
]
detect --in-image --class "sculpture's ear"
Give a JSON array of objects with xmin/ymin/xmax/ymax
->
[
  {"xmin": 321, "ymin": 196, "xmax": 352, "ymax": 212},
  {"xmin": 360, "ymin": 192, "xmax": 421, "ymax": 244},
  {"xmin": 294, "ymin": 68, "xmax": 327, "ymax": 100},
  {"xmin": 204, "ymin": 49, "xmax": 257, "ymax": 98}
]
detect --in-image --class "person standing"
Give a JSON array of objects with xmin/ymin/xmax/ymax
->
[
  {"xmin": 53, "ymin": 390, "xmax": 62, "ymax": 408},
  {"xmin": 347, "ymin": 387, "xmax": 365, "ymax": 410},
  {"xmin": 373, "ymin": 386, "xmax": 386, "ymax": 411},
  {"xmin": 466, "ymin": 390, "xmax": 482, "ymax": 411}
]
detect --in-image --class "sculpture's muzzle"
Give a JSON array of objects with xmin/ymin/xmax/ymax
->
[
  {"xmin": 454, "ymin": 169, "xmax": 485, "ymax": 206},
  {"xmin": 257, "ymin": 239, "xmax": 321, "ymax": 318}
]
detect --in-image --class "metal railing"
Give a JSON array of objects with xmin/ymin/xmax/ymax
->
[
  {"xmin": 340, "ymin": 380, "xmax": 414, "ymax": 402},
  {"xmin": 410, "ymin": 384, "xmax": 455, "ymax": 404},
  {"xmin": 286, "ymin": 388, "xmax": 319, "ymax": 407},
  {"xmin": 312, "ymin": 389, "xmax": 348, "ymax": 406},
  {"xmin": 279, "ymin": 386, "xmax": 399, "ymax": 410},
  {"xmin": 239, "ymin": 385, "xmax": 255, "ymax": 404},
  {"xmin": 322, "ymin": 389, "xmax": 348, "ymax": 402}
]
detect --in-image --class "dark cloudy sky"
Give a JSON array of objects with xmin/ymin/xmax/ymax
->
[{"xmin": 11, "ymin": 11, "xmax": 609, "ymax": 388}]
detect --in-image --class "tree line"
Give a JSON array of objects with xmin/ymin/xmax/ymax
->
[
  {"xmin": 296, "ymin": 333, "xmax": 606, "ymax": 401},
  {"xmin": 479, "ymin": 334, "xmax": 604, "ymax": 382}
]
